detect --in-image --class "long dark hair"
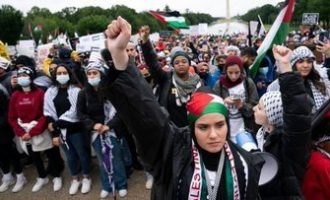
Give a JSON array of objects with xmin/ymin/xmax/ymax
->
[
  {"xmin": 51, "ymin": 63, "xmax": 80, "ymax": 87},
  {"xmin": 294, "ymin": 63, "xmax": 326, "ymax": 95}
]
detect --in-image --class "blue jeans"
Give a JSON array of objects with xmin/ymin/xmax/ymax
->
[
  {"xmin": 92, "ymin": 135, "xmax": 131, "ymax": 191},
  {"xmin": 61, "ymin": 132, "xmax": 91, "ymax": 176}
]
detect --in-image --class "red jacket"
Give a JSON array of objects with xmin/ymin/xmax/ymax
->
[
  {"xmin": 8, "ymin": 88, "xmax": 47, "ymax": 137},
  {"xmin": 303, "ymin": 150, "xmax": 330, "ymax": 200}
]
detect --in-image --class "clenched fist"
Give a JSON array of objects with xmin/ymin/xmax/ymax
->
[{"xmin": 105, "ymin": 16, "xmax": 132, "ymax": 70}]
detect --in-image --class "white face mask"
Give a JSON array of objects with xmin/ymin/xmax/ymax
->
[
  {"xmin": 17, "ymin": 76, "xmax": 31, "ymax": 87},
  {"xmin": 88, "ymin": 77, "xmax": 101, "ymax": 87},
  {"xmin": 56, "ymin": 74, "xmax": 70, "ymax": 85}
]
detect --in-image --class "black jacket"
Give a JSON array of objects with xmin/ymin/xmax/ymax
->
[
  {"xmin": 104, "ymin": 63, "xmax": 264, "ymax": 200},
  {"xmin": 0, "ymin": 88, "xmax": 14, "ymax": 144},
  {"xmin": 76, "ymin": 84, "xmax": 124, "ymax": 139},
  {"xmin": 259, "ymin": 72, "xmax": 312, "ymax": 200}
]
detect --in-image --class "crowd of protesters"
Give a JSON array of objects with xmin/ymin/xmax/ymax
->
[{"xmin": 0, "ymin": 16, "xmax": 330, "ymax": 199}]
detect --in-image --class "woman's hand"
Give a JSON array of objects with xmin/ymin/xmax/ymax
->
[
  {"xmin": 100, "ymin": 125, "xmax": 110, "ymax": 134},
  {"xmin": 224, "ymin": 97, "xmax": 235, "ymax": 105},
  {"xmin": 22, "ymin": 133, "xmax": 31, "ymax": 141},
  {"xmin": 93, "ymin": 123, "xmax": 103, "ymax": 133},
  {"xmin": 272, "ymin": 45, "xmax": 292, "ymax": 73},
  {"xmin": 316, "ymin": 41, "xmax": 330, "ymax": 58},
  {"xmin": 234, "ymin": 99, "xmax": 243, "ymax": 109},
  {"xmin": 105, "ymin": 16, "xmax": 131, "ymax": 71},
  {"xmin": 52, "ymin": 137, "xmax": 61, "ymax": 146}
]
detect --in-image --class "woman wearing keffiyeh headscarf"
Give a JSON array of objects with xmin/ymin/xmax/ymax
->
[
  {"xmin": 267, "ymin": 46, "xmax": 330, "ymax": 113},
  {"xmin": 254, "ymin": 45, "xmax": 312, "ymax": 199},
  {"xmin": 102, "ymin": 17, "xmax": 265, "ymax": 200}
]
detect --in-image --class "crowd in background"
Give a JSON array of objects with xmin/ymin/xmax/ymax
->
[{"xmin": 0, "ymin": 21, "xmax": 330, "ymax": 199}]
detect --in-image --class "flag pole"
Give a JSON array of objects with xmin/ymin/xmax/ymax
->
[{"xmin": 248, "ymin": 22, "xmax": 252, "ymax": 47}]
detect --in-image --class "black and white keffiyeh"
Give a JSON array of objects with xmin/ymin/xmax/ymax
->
[
  {"xmin": 290, "ymin": 46, "xmax": 315, "ymax": 67},
  {"xmin": 256, "ymin": 91, "xmax": 283, "ymax": 150},
  {"xmin": 43, "ymin": 85, "xmax": 81, "ymax": 122}
]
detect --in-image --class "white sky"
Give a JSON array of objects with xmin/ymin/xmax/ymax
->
[{"xmin": 1, "ymin": 0, "xmax": 283, "ymax": 17}]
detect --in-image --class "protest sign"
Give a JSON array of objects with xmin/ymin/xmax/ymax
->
[{"xmin": 302, "ymin": 13, "xmax": 319, "ymax": 25}]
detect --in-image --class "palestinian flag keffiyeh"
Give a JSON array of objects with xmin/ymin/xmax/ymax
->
[{"xmin": 187, "ymin": 92, "xmax": 228, "ymax": 124}]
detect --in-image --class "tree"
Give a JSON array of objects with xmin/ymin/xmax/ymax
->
[
  {"xmin": 0, "ymin": 5, "xmax": 24, "ymax": 45},
  {"xmin": 240, "ymin": 4, "xmax": 279, "ymax": 24},
  {"xmin": 26, "ymin": 6, "xmax": 52, "ymax": 19},
  {"xmin": 183, "ymin": 13, "xmax": 214, "ymax": 25},
  {"xmin": 164, "ymin": 5, "xmax": 171, "ymax": 12},
  {"xmin": 76, "ymin": 15, "xmax": 111, "ymax": 35}
]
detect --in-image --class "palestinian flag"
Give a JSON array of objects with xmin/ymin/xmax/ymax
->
[
  {"xmin": 187, "ymin": 92, "xmax": 228, "ymax": 123},
  {"xmin": 249, "ymin": 0, "xmax": 295, "ymax": 78},
  {"xmin": 149, "ymin": 10, "xmax": 189, "ymax": 29}
]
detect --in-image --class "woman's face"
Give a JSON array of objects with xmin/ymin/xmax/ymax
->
[
  {"xmin": 253, "ymin": 100, "xmax": 268, "ymax": 126},
  {"xmin": 56, "ymin": 66, "xmax": 69, "ymax": 77},
  {"xmin": 86, "ymin": 69, "xmax": 101, "ymax": 79},
  {"xmin": 295, "ymin": 58, "xmax": 313, "ymax": 77},
  {"xmin": 194, "ymin": 113, "xmax": 228, "ymax": 153},
  {"xmin": 226, "ymin": 64, "xmax": 241, "ymax": 82},
  {"xmin": 173, "ymin": 56, "xmax": 190, "ymax": 76}
]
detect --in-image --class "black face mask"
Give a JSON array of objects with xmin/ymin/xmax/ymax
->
[
  {"xmin": 217, "ymin": 64, "xmax": 225, "ymax": 70},
  {"xmin": 198, "ymin": 72, "xmax": 208, "ymax": 79}
]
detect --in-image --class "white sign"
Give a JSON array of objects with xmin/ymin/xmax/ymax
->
[
  {"xmin": 302, "ymin": 13, "xmax": 319, "ymax": 25},
  {"xmin": 198, "ymin": 23, "xmax": 208, "ymax": 35},
  {"xmin": 77, "ymin": 32, "xmax": 106, "ymax": 53},
  {"xmin": 189, "ymin": 25, "xmax": 199, "ymax": 36},
  {"xmin": 16, "ymin": 40, "xmax": 35, "ymax": 57},
  {"xmin": 149, "ymin": 32, "xmax": 160, "ymax": 43},
  {"xmin": 249, "ymin": 21, "xmax": 259, "ymax": 35}
]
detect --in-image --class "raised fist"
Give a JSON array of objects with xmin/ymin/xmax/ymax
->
[
  {"xmin": 272, "ymin": 45, "xmax": 292, "ymax": 73},
  {"xmin": 105, "ymin": 16, "xmax": 132, "ymax": 70}
]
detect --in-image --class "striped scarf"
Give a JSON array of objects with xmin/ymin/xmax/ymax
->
[
  {"xmin": 189, "ymin": 141, "xmax": 247, "ymax": 200},
  {"xmin": 172, "ymin": 73, "xmax": 202, "ymax": 106}
]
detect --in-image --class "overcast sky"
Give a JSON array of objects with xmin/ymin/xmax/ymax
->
[{"xmin": 2, "ymin": 0, "xmax": 283, "ymax": 17}]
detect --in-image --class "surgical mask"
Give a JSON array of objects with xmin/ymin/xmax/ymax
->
[
  {"xmin": 88, "ymin": 77, "xmax": 101, "ymax": 87},
  {"xmin": 56, "ymin": 74, "xmax": 70, "ymax": 85},
  {"xmin": 259, "ymin": 67, "xmax": 269, "ymax": 76},
  {"xmin": 17, "ymin": 76, "xmax": 31, "ymax": 87}
]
